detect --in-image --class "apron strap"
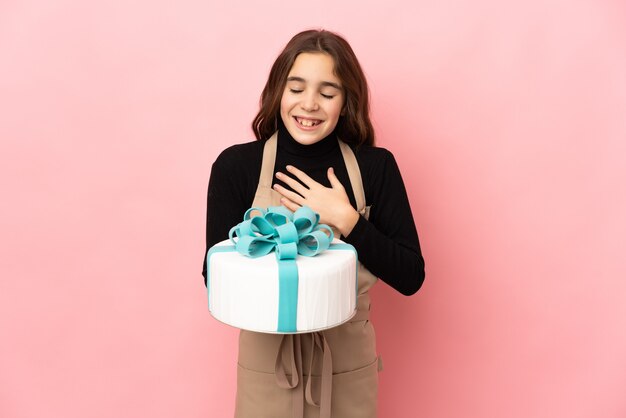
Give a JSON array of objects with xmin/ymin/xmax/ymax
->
[
  {"xmin": 258, "ymin": 132, "xmax": 277, "ymax": 188},
  {"xmin": 338, "ymin": 140, "xmax": 368, "ymax": 218},
  {"xmin": 250, "ymin": 133, "xmax": 279, "ymax": 211}
]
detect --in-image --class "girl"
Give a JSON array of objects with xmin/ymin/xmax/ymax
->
[{"xmin": 203, "ymin": 29, "xmax": 425, "ymax": 418}]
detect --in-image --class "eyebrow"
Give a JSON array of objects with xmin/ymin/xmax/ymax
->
[{"xmin": 286, "ymin": 76, "xmax": 342, "ymax": 90}]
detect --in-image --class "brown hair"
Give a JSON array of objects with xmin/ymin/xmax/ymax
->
[{"xmin": 252, "ymin": 29, "xmax": 375, "ymax": 146}]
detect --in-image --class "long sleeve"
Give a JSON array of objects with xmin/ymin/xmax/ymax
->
[
  {"xmin": 343, "ymin": 148, "xmax": 425, "ymax": 295},
  {"xmin": 202, "ymin": 142, "xmax": 263, "ymax": 283}
]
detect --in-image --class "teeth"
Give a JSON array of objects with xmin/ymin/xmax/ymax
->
[{"xmin": 297, "ymin": 117, "xmax": 319, "ymax": 127}]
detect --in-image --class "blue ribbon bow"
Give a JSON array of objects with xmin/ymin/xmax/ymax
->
[{"xmin": 228, "ymin": 206, "xmax": 334, "ymax": 332}]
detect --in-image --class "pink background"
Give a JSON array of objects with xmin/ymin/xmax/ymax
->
[{"xmin": 1, "ymin": 0, "xmax": 625, "ymax": 417}]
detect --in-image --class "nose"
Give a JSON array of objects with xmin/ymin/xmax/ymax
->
[{"xmin": 300, "ymin": 91, "xmax": 319, "ymax": 112}]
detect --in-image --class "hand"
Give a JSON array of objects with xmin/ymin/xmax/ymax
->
[{"xmin": 273, "ymin": 165, "xmax": 360, "ymax": 237}]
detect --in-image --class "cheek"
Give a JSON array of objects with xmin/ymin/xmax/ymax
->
[
  {"xmin": 279, "ymin": 96, "xmax": 286, "ymax": 113},
  {"xmin": 327, "ymin": 101, "xmax": 343, "ymax": 120}
]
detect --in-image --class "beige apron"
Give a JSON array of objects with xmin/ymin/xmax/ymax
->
[{"xmin": 234, "ymin": 133, "xmax": 380, "ymax": 418}]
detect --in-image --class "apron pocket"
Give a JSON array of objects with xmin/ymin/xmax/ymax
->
[
  {"xmin": 235, "ymin": 358, "xmax": 379, "ymax": 418},
  {"xmin": 326, "ymin": 356, "xmax": 379, "ymax": 418},
  {"xmin": 235, "ymin": 364, "xmax": 292, "ymax": 418}
]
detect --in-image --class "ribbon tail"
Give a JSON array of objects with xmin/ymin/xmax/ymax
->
[
  {"xmin": 304, "ymin": 335, "xmax": 316, "ymax": 407},
  {"xmin": 305, "ymin": 332, "xmax": 333, "ymax": 418},
  {"xmin": 274, "ymin": 335, "xmax": 304, "ymax": 418},
  {"xmin": 320, "ymin": 333, "xmax": 333, "ymax": 418},
  {"xmin": 293, "ymin": 335, "xmax": 304, "ymax": 418},
  {"xmin": 275, "ymin": 335, "xmax": 298, "ymax": 389}
]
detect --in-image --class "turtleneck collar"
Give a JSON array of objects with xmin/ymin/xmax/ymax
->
[{"xmin": 277, "ymin": 117, "xmax": 339, "ymax": 158}]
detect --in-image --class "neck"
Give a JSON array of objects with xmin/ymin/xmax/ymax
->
[{"xmin": 277, "ymin": 118, "xmax": 338, "ymax": 158}]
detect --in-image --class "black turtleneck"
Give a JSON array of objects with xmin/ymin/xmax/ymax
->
[
  {"xmin": 203, "ymin": 122, "xmax": 425, "ymax": 296},
  {"xmin": 273, "ymin": 120, "xmax": 357, "ymax": 208}
]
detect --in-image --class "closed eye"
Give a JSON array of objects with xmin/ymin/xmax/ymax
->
[
  {"xmin": 321, "ymin": 93, "xmax": 335, "ymax": 99},
  {"xmin": 289, "ymin": 89, "xmax": 303, "ymax": 94}
]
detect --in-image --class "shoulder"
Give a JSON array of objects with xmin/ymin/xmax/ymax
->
[
  {"xmin": 212, "ymin": 139, "xmax": 265, "ymax": 171},
  {"xmin": 352, "ymin": 144, "xmax": 399, "ymax": 173},
  {"xmin": 353, "ymin": 144, "xmax": 395, "ymax": 159},
  {"xmin": 351, "ymin": 144, "xmax": 405, "ymax": 200}
]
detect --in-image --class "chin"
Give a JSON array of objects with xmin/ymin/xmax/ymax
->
[
  {"xmin": 285, "ymin": 123, "xmax": 333, "ymax": 146},
  {"xmin": 292, "ymin": 134, "xmax": 324, "ymax": 145}
]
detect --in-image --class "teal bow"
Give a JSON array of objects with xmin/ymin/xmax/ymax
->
[
  {"xmin": 228, "ymin": 206, "xmax": 334, "ymax": 259},
  {"xmin": 228, "ymin": 206, "xmax": 334, "ymax": 332}
]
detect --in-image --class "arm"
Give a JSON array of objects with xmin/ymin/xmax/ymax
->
[
  {"xmin": 343, "ymin": 149, "xmax": 425, "ymax": 295},
  {"xmin": 202, "ymin": 147, "xmax": 258, "ymax": 285}
]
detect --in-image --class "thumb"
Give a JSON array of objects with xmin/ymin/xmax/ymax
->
[{"xmin": 327, "ymin": 167, "xmax": 344, "ymax": 189}]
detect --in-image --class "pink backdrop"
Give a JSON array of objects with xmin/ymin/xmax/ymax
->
[{"xmin": 1, "ymin": 1, "xmax": 625, "ymax": 417}]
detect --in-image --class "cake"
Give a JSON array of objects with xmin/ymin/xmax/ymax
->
[{"xmin": 206, "ymin": 206, "xmax": 358, "ymax": 334}]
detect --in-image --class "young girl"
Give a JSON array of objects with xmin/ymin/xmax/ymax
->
[{"xmin": 203, "ymin": 29, "xmax": 425, "ymax": 418}]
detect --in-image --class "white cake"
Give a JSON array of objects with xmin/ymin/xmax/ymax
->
[{"xmin": 206, "ymin": 238, "xmax": 358, "ymax": 334}]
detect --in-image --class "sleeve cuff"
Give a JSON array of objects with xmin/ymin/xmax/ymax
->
[{"xmin": 342, "ymin": 215, "xmax": 369, "ymax": 247}]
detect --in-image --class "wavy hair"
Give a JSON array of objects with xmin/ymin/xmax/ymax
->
[{"xmin": 252, "ymin": 29, "xmax": 375, "ymax": 146}]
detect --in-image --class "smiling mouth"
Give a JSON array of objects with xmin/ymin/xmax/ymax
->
[{"xmin": 294, "ymin": 116, "xmax": 322, "ymax": 127}]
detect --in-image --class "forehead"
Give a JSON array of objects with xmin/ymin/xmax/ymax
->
[{"xmin": 287, "ymin": 52, "xmax": 341, "ymax": 84}]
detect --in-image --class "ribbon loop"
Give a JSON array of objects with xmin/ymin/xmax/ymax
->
[
  {"xmin": 233, "ymin": 235, "xmax": 276, "ymax": 258},
  {"xmin": 275, "ymin": 223, "xmax": 299, "ymax": 247},
  {"xmin": 293, "ymin": 206, "xmax": 319, "ymax": 235},
  {"xmin": 265, "ymin": 205, "xmax": 294, "ymax": 226},
  {"xmin": 244, "ymin": 206, "xmax": 265, "ymax": 220}
]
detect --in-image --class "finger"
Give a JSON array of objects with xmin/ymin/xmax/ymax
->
[
  {"xmin": 327, "ymin": 167, "xmax": 345, "ymax": 190},
  {"xmin": 285, "ymin": 165, "xmax": 317, "ymax": 187},
  {"xmin": 273, "ymin": 183, "xmax": 305, "ymax": 205},
  {"xmin": 280, "ymin": 196, "xmax": 300, "ymax": 212},
  {"xmin": 276, "ymin": 171, "xmax": 309, "ymax": 196}
]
